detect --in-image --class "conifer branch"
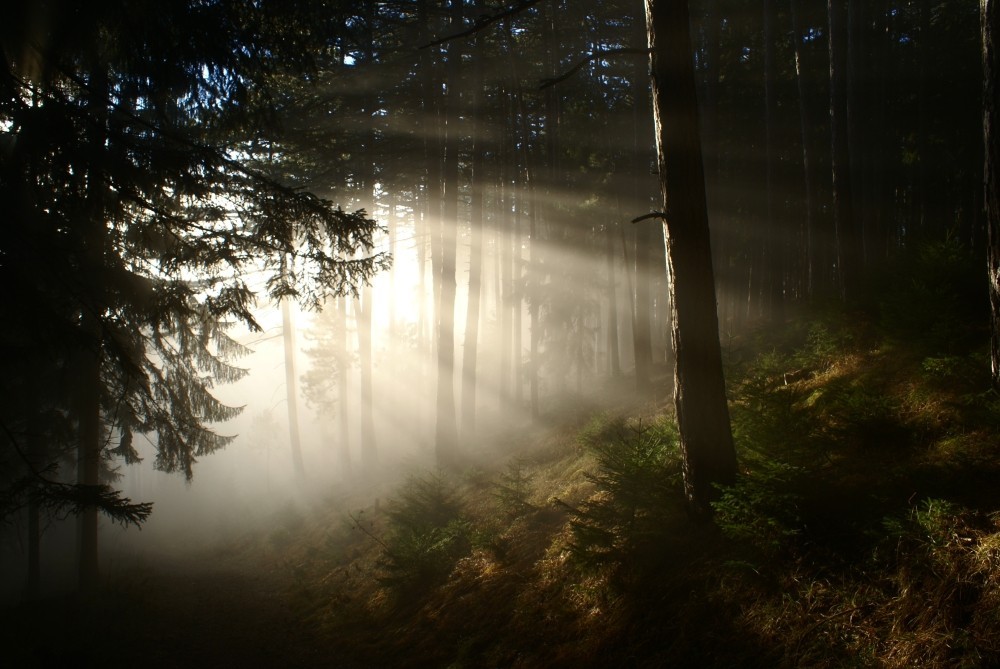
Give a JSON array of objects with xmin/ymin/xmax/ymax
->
[{"xmin": 0, "ymin": 420, "xmax": 153, "ymax": 526}]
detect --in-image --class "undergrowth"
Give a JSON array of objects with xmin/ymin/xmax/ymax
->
[
  {"xmin": 275, "ymin": 242, "xmax": 1000, "ymax": 667},
  {"xmin": 374, "ymin": 473, "xmax": 471, "ymax": 601},
  {"xmin": 559, "ymin": 416, "xmax": 686, "ymax": 584}
]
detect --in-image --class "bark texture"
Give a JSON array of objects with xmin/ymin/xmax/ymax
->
[
  {"xmin": 985, "ymin": 0, "xmax": 1000, "ymax": 388},
  {"xmin": 644, "ymin": 0, "xmax": 737, "ymax": 512}
]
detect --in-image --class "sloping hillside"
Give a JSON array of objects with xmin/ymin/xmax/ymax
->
[{"xmin": 5, "ymin": 297, "xmax": 1000, "ymax": 668}]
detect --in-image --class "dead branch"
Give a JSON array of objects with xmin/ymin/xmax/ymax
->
[
  {"xmin": 540, "ymin": 47, "xmax": 651, "ymax": 89},
  {"xmin": 421, "ymin": 0, "xmax": 546, "ymax": 49},
  {"xmin": 631, "ymin": 212, "xmax": 666, "ymax": 224}
]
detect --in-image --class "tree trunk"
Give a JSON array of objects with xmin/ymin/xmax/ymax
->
[
  {"xmin": 700, "ymin": 0, "xmax": 728, "ymax": 326},
  {"xmin": 633, "ymin": 222, "xmax": 653, "ymax": 395},
  {"xmin": 985, "ymin": 0, "xmax": 1000, "ymax": 388},
  {"xmin": 528, "ymin": 196, "xmax": 540, "ymax": 419},
  {"xmin": 26, "ymin": 490, "xmax": 40, "ymax": 601},
  {"xmin": 606, "ymin": 222, "xmax": 622, "ymax": 377},
  {"xmin": 632, "ymin": 42, "xmax": 654, "ymax": 395},
  {"xmin": 829, "ymin": 0, "xmax": 859, "ymax": 301},
  {"xmin": 77, "ymin": 337, "xmax": 101, "ymax": 592},
  {"xmin": 513, "ymin": 180, "xmax": 524, "ymax": 408},
  {"xmin": 436, "ymin": 0, "xmax": 462, "ymax": 464},
  {"xmin": 763, "ymin": 0, "xmax": 785, "ymax": 321},
  {"xmin": 337, "ymin": 294, "xmax": 351, "ymax": 478},
  {"xmin": 78, "ymin": 65, "xmax": 109, "ymax": 594},
  {"xmin": 357, "ymin": 288, "xmax": 378, "ymax": 472},
  {"xmin": 790, "ymin": 0, "xmax": 817, "ymax": 298},
  {"xmin": 461, "ymin": 39, "xmax": 485, "ymax": 439},
  {"xmin": 388, "ymin": 199, "xmax": 398, "ymax": 340},
  {"xmin": 420, "ymin": 0, "xmax": 442, "ymax": 363},
  {"xmin": 499, "ymin": 79, "xmax": 514, "ymax": 408},
  {"xmin": 645, "ymin": 0, "xmax": 737, "ymax": 513},
  {"xmin": 23, "ymin": 411, "xmax": 46, "ymax": 600},
  {"xmin": 281, "ymin": 294, "xmax": 306, "ymax": 481},
  {"xmin": 509, "ymin": 64, "xmax": 533, "ymax": 413}
]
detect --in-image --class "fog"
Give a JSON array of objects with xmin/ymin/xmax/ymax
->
[{"xmin": 0, "ymin": 196, "xmax": 671, "ymax": 604}]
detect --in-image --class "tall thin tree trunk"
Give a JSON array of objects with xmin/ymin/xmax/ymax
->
[
  {"xmin": 27, "ymin": 416, "xmax": 42, "ymax": 601},
  {"xmin": 867, "ymin": 0, "xmax": 892, "ymax": 263},
  {"xmin": 357, "ymin": 288, "xmax": 377, "ymax": 471},
  {"xmin": 78, "ymin": 64, "xmax": 109, "ymax": 594},
  {"xmin": 763, "ymin": 0, "xmax": 785, "ymax": 321},
  {"xmin": 420, "ymin": 0, "xmax": 442, "ymax": 362},
  {"xmin": 528, "ymin": 187, "xmax": 540, "ymax": 419},
  {"xmin": 790, "ymin": 0, "xmax": 817, "ymax": 298},
  {"xmin": 27, "ymin": 493, "xmax": 40, "ymax": 600},
  {"xmin": 984, "ymin": 0, "xmax": 1000, "ymax": 388},
  {"xmin": 388, "ymin": 200, "xmax": 398, "ymax": 339},
  {"xmin": 829, "ymin": 0, "xmax": 859, "ymax": 300},
  {"xmin": 436, "ymin": 0, "xmax": 463, "ymax": 464},
  {"xmin": 281, "ymin": 294, "xmax": 306, "ymax": 481},
  {"xmin": 645, "ymin": 0, "xmax": 737, "ymax": 513},
  {"xmin": 337, "ymin": 294, "xmax": 351, "ymax": 478},
  {"xmin": 607, "ymin": 222, "xmax": 622, "ymax": 377},
  {"xmin": 633, "ymin": 220, "xmax": 654, "ymax": 395},
  {"xmin": 513, "ymin": 180, "xmax": 524, "ymax": 409},
  {"xmin": 461, "ymin": 52, "xmax": 484, "ymax": 439},
  {"xmin": 77, "ymin": 338, "xmax": 101, "ymax": 592},
  {"xmin": 498, "ymin": 76, "xmax": 513, "ymax": 407},
  {"xmin": 632, "ymin": 0, "xmax": 654, "ymax": 397}
]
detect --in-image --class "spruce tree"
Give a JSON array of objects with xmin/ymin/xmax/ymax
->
[{"xmin": 1, "ymin": 0, "xmax": 387, "ymax": 591}]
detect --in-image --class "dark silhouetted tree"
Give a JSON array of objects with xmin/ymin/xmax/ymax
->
[
  {"xmin": 644, "ymin": 0, "xmax": 737, "ymax": 512},
  {"xmin": 0, "ymin": 0, "xmax": 386, "ymax": 592},
  {"xmin": 986, "ymin": 0, "xmax": 1000, "ymax": 388}
]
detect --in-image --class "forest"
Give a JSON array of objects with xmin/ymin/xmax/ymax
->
[{"xmin": 2, "ymin": 0, "xmax": 999, "ymax": 666}]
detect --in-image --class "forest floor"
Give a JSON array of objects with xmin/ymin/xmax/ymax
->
[
  {"xmin": 1, "ymin": 549, "xmax": 336, "ymax": 668},
  {"xmin": 6, "ymin": 280, "xmax": 1000, "ymax": 667}
]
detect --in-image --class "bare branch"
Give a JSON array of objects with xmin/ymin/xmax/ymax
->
[
  {"xmin": 348, "ymin": 510, "xmax": 390, "ymax": 551},
  {"xmin": 540, "ymin": 47, "xmax": 651, "ymax": 90},
  {"xmin": 631, "ymin": 212, "xmax": 666, "ymax": 224},
  {"xmin": 420, "ymin": 0, "xmax": 546, "ymax": 49}
]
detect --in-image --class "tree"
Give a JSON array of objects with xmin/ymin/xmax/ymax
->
[
  {"xmin": 436, "ymin": 0, "xmax": 464, "ymax": 465},
  {"xmin": 828, "ymin": 0, "xmax": 859, "ymax": 300},
  {"xmin": 630, "ymin": 2, "xmax": 656, "ymax": 395},
  {"xmin": 357, "ymin": 287, "xmax": 379, "ymax": 472},
  {"xmin": 644, "ymin": 0, "xmax": 737, "ymax": 512},
  {"xmin": 461, "ymin": 35, "xmax": 487, "ymax": 439},
  {"xmin": 789, "ymin": 0, "xmax": 818, "ymax": 298},
  {"xmin": 1, "ymin": 0, "xmax": 386, "ymax": 592},
  {"xmin": 281, "ymin": 290, "xmax": 306, "ymax": 481},
  {"xmin": 986, "ymin": 0, "xmax": 1000, "ymax": 388}
]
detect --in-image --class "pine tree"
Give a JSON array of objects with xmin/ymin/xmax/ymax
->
[{"xmin": 1, "ymin": 0, "xmax": 387, "ymax": 591}]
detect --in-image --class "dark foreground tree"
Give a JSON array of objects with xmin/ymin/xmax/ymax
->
[
  {"xmin": 985, "ymin": 0, "xmax": 1000, "ymax": 388},
  {"xmin": 644, "ymin": 0, "xmax": 737, "ymax": 513},
  {"xmin": 0, "ymin": 0, "xmax": 386, "ymax": 592}
]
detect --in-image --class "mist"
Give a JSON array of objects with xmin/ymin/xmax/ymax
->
[{"xmin": 3, "ymin": 0, "xmax": 996, "ymax": 666}]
